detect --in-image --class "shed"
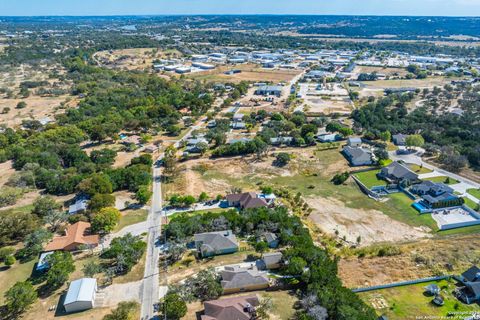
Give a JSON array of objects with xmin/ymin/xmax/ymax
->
[{"xmin": 63, "ymin": 278, "xmax": 97, "ymax": 313}]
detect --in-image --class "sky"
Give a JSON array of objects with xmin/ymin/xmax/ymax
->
[{"xmin": 1, "ymin": 0, "xmax": 480, "ymax": 17}]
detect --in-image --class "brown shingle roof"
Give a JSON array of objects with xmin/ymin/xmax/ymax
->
[
  {"xmin": 45, "ymin": 221, "xmax": 99, "ymax": 251},
  {"xmin": 201, "ymin": 295, "xmax": 259, "ymax": 320}
]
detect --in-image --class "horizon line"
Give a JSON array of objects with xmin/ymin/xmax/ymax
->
[{"xmin": 1, "ymin": 13, "xmax": 480, "ymax": 18}]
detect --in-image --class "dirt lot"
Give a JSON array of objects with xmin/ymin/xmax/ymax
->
[
  {"xmin": 188, "ymin": 63, "xmax": 301, "ymax": 83},
  {"xmin": 94, "ymin": 48, "xmax": 182, "ymax": 71},
  {"xmin": 354, "ymin": 66, "xmax": 408, "ymax": 77},
  {"xmin": 360, "ymin": 76, "xmax": 456, "ymax": 89},
  {"xmin": 339, "ymin": 234, "xmax": 480, "ymax": 288},
  {"xmin": 308, "ymin": 196, "xmax": 431, "ymax": 246}
]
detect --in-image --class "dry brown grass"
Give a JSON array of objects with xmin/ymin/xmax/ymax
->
[{"xmin": 339, "ymin": 234, "xmax": 480, "ymax": 288}]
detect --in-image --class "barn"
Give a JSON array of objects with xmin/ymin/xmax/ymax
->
[{"xmin": 63, "ymin": 278, "xmax": 97, "ymax": 313}]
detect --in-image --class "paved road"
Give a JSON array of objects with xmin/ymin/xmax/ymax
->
[{"xmin": 140, "ymin": 109, "xmax": 217, "ymax": 319}]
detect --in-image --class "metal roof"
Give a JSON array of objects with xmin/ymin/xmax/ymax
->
[{"xmin": 64, "ymin": 278, "xmax": 97, "ymax": 306}]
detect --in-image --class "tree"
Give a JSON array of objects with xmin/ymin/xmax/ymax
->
[
  {"xmin": 184, "ymin": 268, "xmax": 222, "ymax": 301},
  {"xmin": 162, "ymin": 293, "xmax": 187, "ymax": 320},
  {"xmin": 45, "ymin": 251, "xmax": 75, "ymax": 289},
  {"xmin": 32, "ymin": 196, "xmax": 62, "ymax": 218},
  {"xmin": 338, "ymin": 127, "xmax": 354, "ymax": 138},
  {"xmin": 135, "ymin": 185, "xmax": 152, "ymax": 205},
  {"xmin": 196, "ymin": 142, "xmax": 209, "ymax": 155},
  {"xmin": 198, "ymin": 192, "xmax": 209, "ymax": 202},
  {"xmin": 163, "ymin": 145, "xmax": 178, "ymax": 175},
  {"xmin": 91, "ymin": 207, "xmax": 121, "ymax": 233},
  {"xmin": 284, "ymin": 256, "xmax": 307, "ymax": 276},
  {"xmin": 77, "ymin": 173, "xmax": 113, "ymax": 196},
  {"xmin": 90, "ymin": 149, "xmax": 117, "ymax": 167},
  {"xmin": 88, "ymin": 193, "xmax": 116, "ymax": 212},
  {"xmin": 16, "ymin": 229, "xmax": 52, "ymax": 261},
  {"xmin": 83, "ymin": 260, "xmax": 103, "ymax": 278},
  {"xmin": 256, "ymin": 296, "xmax": 273, "ymax": 320},
  {"xmin": 102, "ymin": 233, "xmax": 146, "ymax": 274},
  {"xmin": 405, "ymin": 134, "xmax": 425, "ymax": 149},
  {"xmin": 331, "ymin": 172, "xmax": 350, "ymax": 185},
  {"xmin": 274, "ymin": 153, "xmax": 291, "ymax": 167},
  {"xmin": 43, "ymin": 210, "xmax": 68, "ymax": 232},
  {"xmin": 103, "ymin": 301, "xmax": 139, "ymax": 320},
  {"xmin": 4, "ymin": 254, "xmax": 16, "ymax": 267},
  {"xmin": 379, "ymin": 131, "xmax": 391, "ymax": 142},
  {"xmin": 16, "ymin": 101, "xmax": 27, "ymax": 109},
  {"xmin": 255, "ymin": 241, "xmax": 268, "ymax": 253},
  {"xmin": 4, "ymin": 281, "xmax": 37, "ymax": 315}
]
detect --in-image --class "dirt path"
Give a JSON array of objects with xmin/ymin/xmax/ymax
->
[{"xmin": 308, "ymin": 197, "xmax": 431, "ymax": 246}]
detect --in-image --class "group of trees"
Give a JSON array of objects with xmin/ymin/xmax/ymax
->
[
  {"xmin": 164, "ymin": 207, "xmax": 375, "ymax": 319},
  {"xmin": 352, "ymin": 88, "xmax": 480, "ymax": 169}
]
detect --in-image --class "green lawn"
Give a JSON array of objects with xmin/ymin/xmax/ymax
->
[
  {"xmin": 167, "ymin": 208, "xmax": 231, "ymax": 220},
  {"xmin": 407, "ymin": 164, "xmax": 433, "ymax": 174},
  {"xmin": 384, "ymin": 193, "xmax": 438, "ymax": 230},
  {"xmin": 354, "ymin": 170, "xmax": 385, "ymax": 189},
  {"xmin": 0, "ymin": 259, "xmax": 37, "ymax": 304},
  {"xmin": 467, "ymin": 188, "xmax": 480, "ymax": 200},
  {"xmin": 359, "ymin": 279, "xmax": 480, "ymax": 320},
  {"xmin": 424, "ymin": 176, "xmax": 460, "ymax": 185},
  {"xmin": 462, "ymin": 197, "xmax": 479, "ymax": 211},
  {"xmin": 114, "ymin": 209, "xmax": 148, "ymax": 232}
]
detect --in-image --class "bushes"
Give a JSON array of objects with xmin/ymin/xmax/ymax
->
[
  {"xmin": 0, "ymin": 186, "xmax": 24, "ymax": 208},
  {"xmin": 331, "ymin": 171, "xmax": 350, "ymax": 185},
  {"xmin": 91, "ymin": 207, "xmax": 121, "ymax": 233},
  {"xmin": 274, "ymin": 152, "xmax": 291, "ymax": 167}
]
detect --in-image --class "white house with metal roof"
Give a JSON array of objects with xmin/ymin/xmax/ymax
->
[{"xmin": 63, "ymin": 278, "xmax": 97, "ymax": 313}]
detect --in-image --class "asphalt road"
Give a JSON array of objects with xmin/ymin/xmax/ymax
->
[{"xmin": 139, "ymin": 116, "xmax": 211, "ymax": 319}]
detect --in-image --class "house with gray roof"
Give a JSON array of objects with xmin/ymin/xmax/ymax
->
[
  {"xmin": 347, "ymin": 137, "xmax": 362, "ymax": 147},
  {"xmin": 378, "ymin": 161, "xmax": 419, "ymax": 183},
  {"xmin": 68, "ymin": 198, "xmax": 89, "ymax": 215},
  {"xmin": 263, "ymin": 232, "xmax": 279, "ymax": 248},
  {"xmin": 260, "ymin": 252, "xmax": 283, "ymax": 270},
  {"xmin": 342, "ymin": 146, "xmax": 374, "ymax": 166},
  {"xmin": 254, "ymin": 85, "xmax": 283, "ymax": 97},
  {"xmin": 221, "ymin": 265, "xmax": 270, "ymax": 294},
  {"xmin": 194, "ymin": 230, "xmax": 239, "ymax": 258},
  {"xmin": 392, "ymin": 134, "xmax": 407, "ymax": 146}
]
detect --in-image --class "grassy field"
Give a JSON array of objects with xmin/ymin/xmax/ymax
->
[
  {"xmin": 424, "ymin": 176, "xmax": 460, "ymax": 185},
  {"xmin": 359, "ymin": 279, "xmax": 480, "ymax": 320},
  {"xmin": 354, "ymin": 170, "xmax": 385, "ymax": 188},
  {"xmin": 463, "ymin": 197, "xmax": 479, "ymax": 210},
  {"xmin": 467, "ymin": 188, "xmax": 480, "ymax": 199},
  {"xmin": 0, "ymin": 259, "xmax": 37, "ymax": 304},
  {"xmin": 114, "ymin": 209, "xmax": 148, "ymax": 232},
  {"xmin": 407, "ymin": 164, "xmax": 433, "ymax": 174},
  {"xmin": 385, "ymin": 193, "xmax": 438, "ymax": 230}
]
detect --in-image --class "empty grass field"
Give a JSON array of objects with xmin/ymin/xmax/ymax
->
[
  {"xmin": 114, "ymin": 209, "xmax": 148, "ymax": 232},
  {"xmin": 407, "ymin": 164, "xmax": 433, "ymax": 174},
  {"xmin": 424, "ymin": 176, "xmax": 460, "ymax": 185},
  {"xmin": 467, "ymin": 188, "xmax": 480, "ymax": 199},
  {"xmin": 359, "ymin": 279, "xmax": 480, "ymax": 320},
  {"xmin": 354, "ymin": 170, "xmax": 385, "ymax": 188}
]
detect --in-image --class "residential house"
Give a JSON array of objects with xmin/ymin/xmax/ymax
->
[
  {"xmin": 221, "ymin": 265, "xmax": 270, "ymax": 294},
  {"xmin": 270, "ymin": 136, "xmax": 293, "ymax": 146},
  {"xmin": 44, "ymin": 222, "xmax": 99, "ymax": 252},
  {"xmin": 378, "ymin": 161, "xmax": 419, "ymax": 184},
  {"xmin": 342, "ymin": 146, "xmax": 374, "ymax": 166},
  {"xmin": 201, "ymin": 295, "xmax": 260, "ymax": 320},
  {"xmin": 194, "ymin": 230, "xmax": 239, "ymax": 258},
  {"xmin": 411, "ymin": 181, "xmax": 460, "ymax": 208},
  {"xmin": 316, "ymin": 133, "xmax": 339, "ymax": 143},
  {"xmin": 264, "ymin": 232, "xmax": 279, "ymax": 248},
  {"xmin": 226, "ymin": 192, "xmax": 268, "ymax": 210},
  {"xmin": 254, "ymin": 85, "xmax": 283, "ymax": 97},
  {"xmin": 63, "ymin": 278, "xmax": 97, "ymax": 313},
  {"xmin": 186, "ymin": 137, "xmax": 208, "ymax": 146},
  {"xmin": 347, "ymin": 137, "xmax": 362, "ymax": 147},
  {"xmin": 68, "ymin": 198, "xmax": 88, "ymax": 215},
  {"xmin": 392, "ymin": 134, "xmax": 407, "ymax": 146},
  {"xmin": 260, "ymin": 252, "xmax": 283, "ymax": 270},
  {"xmin": 455, "ymin": 266, "xmax": 480, "ymax": 304}
]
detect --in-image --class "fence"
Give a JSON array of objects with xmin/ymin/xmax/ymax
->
[
  {"xmin": 351, "ymin": 275, "xmax": 451, "ymax": 293},
  {"xmin": 351, "ymin": 175, "xmax": 382, "ymax": 201}
]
